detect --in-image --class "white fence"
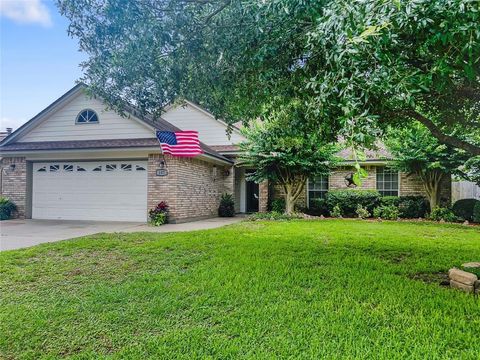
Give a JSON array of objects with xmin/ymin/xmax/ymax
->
[{"xmin": 452, "ymin": 181, "xmax": 480, "ymax": 202}]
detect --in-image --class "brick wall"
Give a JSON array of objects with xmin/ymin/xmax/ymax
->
[
  {"xmin": 259, "ymin": 180, "xmax": 269, "ymax": 212},
  {"xmin": 148, "ymin": 154, "xmax": 232, "ymax": 223},
  {"xmin": 270, "ymin": 165, "xmax": 452, "ymax": 207},
  {"xmin": 1, "ymin": 157, "xmax": 27, "ymax": 219}
]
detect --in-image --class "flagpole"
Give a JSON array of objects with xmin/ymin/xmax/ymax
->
[{"xmin": 155, "ymin": 129, "xmax": 167, "ymax": 169}]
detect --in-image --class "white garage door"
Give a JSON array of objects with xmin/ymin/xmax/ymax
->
[{"xmin": 32, "ymin": 161, "xmax": 148, "ymax": 222}]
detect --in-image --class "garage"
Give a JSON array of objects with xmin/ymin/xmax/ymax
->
[{"xmin": 32, "ymin": 161, "xmax": 148, "ymax": 222}]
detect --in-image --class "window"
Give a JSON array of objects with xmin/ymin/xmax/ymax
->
[
  {"xmin": 106, "ymin": 164, "xmax": 117, "ymax": 171},
  {"xmin": 376, "ymin": 167, "xmax": 399, "ymax": 196},
  {"xmin": 135, "ymin": 165, "xmax": 146, "ymax": 171},
  {"xmin": 76, "ymin": 109, "xmax": 99, "ymax": 124},
  {"xmin": 63, "ymin": 164, "xmax": 73, "ymax": 172},
  {"xmin": 121, "ymin": 164, "xmax": 132, "ymax": 171},
  {"xmin": 92, "ymin": 165, "xmax": 102, "ymax": 172},
  {"xmin": 76, "ymin": 166, "xmax": 86, "ymax": 172},
  {"xmin": 308, "ymin": 175, "xmax": 329, "ymax": 207},
  {"xmin": 37, "ymin": 166, "xmax": 47, "ymax": 172},
  {"xmin": 49, "ymin": 164, "xmax": 60, "ymax": 172}
]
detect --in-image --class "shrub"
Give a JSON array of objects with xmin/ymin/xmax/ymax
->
[
  {"xmin": 379, "ymin": 196, "xmax": 400, "ymax": 207},
  {"xmin": 397, "ymin": 196, "xmax": 429, "ymax": 218},
  {"xmin": 305, "ymin": 198, "xmax": 329, "ymax": 216},
  {"xmin": 428, "ymin": 207, "xmax": 458, "ymax": 222},
  {"xmin": 356, "ymin": 204, "xmax": 371, "ymax": 219},
  {"xmin": 331, "ymin": 204, "xmax": 343, "ymax": 218},
  {"xmin": 0, "ymin": 197, "xmax": 16, "ymax": 220},
  {"xmin": 373, "ymin": 205, "xmax": 399, "ymax": 220},
  {"xmin": 326, "ymin": 190, "xmax": 380, "ymax": 217},
  {"xmin": 452, "ymin": 199, "xmax": 479, "ymax": 221},
  {"xmin": 149, "ymin": 201, "xmax": 169, "ymax": 226},
  {"xmin": 247, "ymin": 211, "xmax": 302, "ymax": 221},
  {"xmin": 270, "ymin": 198, "xmax": 286, "ymax": 213},
  {"xmin": 473, "ymin": 202, "xmax": 480, "ymax": 223},
  {"xmin": 218, "ymin": 193, "xmax": 235, "ymax": 217}
]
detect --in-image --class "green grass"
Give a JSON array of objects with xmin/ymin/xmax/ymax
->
[{"xmin": 1, "ymin": 220, "xmax": 479, "ymax": 359}]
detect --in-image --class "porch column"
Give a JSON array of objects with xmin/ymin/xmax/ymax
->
[{"xmin": 259, "ymin": 180, "xmax": 269, "ymax": 213}]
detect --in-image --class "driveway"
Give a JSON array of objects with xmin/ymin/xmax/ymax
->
[{"xmin": 0, "ymin": 217, "xmax": 243, "ymax": 251}]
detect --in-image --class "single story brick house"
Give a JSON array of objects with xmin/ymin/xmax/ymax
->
[{"xmin": 0, "ymin": 84, "xmax": 450, "ymax": 223}]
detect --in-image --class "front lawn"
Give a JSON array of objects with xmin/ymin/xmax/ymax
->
[{"xmin": 1, "ymin": 220, "xmax": 479, "ymax": 359}]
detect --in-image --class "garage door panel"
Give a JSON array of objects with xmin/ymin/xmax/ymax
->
[{"xmin": 32, "ymin": 161, "xmax": 148, "ymax": 221}]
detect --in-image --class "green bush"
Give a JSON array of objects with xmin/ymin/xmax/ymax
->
[
  {"xmin": 379, "ymin": 196, "xmax": 401, "ymax": 207},
  {"xmin": 326, "ymin": 190, "xmax": 380, "ymax": 217},
  {"xmin": 218, "ymin": 193, "xmax": 235, "ymax": 217},
  {"xmin": 373, "ymin": 205, "xmax": 399, "ymax": 220},
  {"xmin": 247, "ymin": 211, "xmax": 302, "ymax": 221},
  {"xmin": 149, "ymin": 201, "xmax": 169, "ymax": 226},
  {"xmin": 331, "ymin": 204, "xmax": 343, "ymax": 218},
  {"xmin": 356, "ymin": 204, "xmax": 371, "ymax": 219},
  {"xmin": 428, "ymin": 207, "xmax": 458, "ymax": 222},
  {"xmin": 0, "ymin": 197, "xmax": 16, "ymax": 220},
  {"xmin": 305, "ymin": 198, "xmax": 329, "ymax": 216},
  {"xmin": 473, "ymin": 202, "xmax": 480, "ymax": 223},
  {"xmin": 452, "ymin": 199, "xmax": 479, "ymax": 221},
  {"xmin": 397, "ymin": 196, "xmax": 429, "ymax": 218},
  {"xmin": 270, "ymin": 198, "xmax": 286, "ymax": 213}
]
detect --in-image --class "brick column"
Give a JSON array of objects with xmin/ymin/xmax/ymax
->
[
  {"xmin": 259, "ymin": 180, "xmax": 269, "ymax": 212},
  {"xmin": 147, "ymin": 154, "xmax": 178, "ymax": 222},
  {"xmin": 1, "ymin": 157, "xmax": 27, "ymax": 219},
  {"xmin": 223, "ymin": 165, "xmax": 235, "ymax": 195}
]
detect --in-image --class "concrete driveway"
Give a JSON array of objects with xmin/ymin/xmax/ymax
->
[{"xmin": 0, "ymin": 217, "xmax": 243, "ymax": 251}]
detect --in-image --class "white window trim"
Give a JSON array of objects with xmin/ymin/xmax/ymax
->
[
  {"xmin": 376, "ymin": 166, "xmax": 400, "ymax": 196},
  {"xmin": 75, "ymin": 108, "xmax": 99, "ymax": 124},
  {"xmin": 307, "ymin": 175, "xmax": 330, "ymax": 208}
]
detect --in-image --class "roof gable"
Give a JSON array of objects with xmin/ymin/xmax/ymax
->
[
  {"xmin": 15, "ymin": 88, "xmax": 154, "ymax": 143},
  {"xmin": 162, "ymin": 101, "xmax": 245, "ymax": 146}
]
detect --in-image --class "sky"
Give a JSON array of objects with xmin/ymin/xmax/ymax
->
[{"xmin": 0, "ymin": 0, "xmax": 86, "ymax": 131}]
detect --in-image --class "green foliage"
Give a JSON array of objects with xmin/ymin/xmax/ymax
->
[
  {"xmin": 218, "ymin": 193, "xmax": 235, "ymax": 217},
  {"xmin": 239, "ymin": 117, "xmax": 338, "ymax": 214},
  {"xmin": 247, "ymin": 211, "xmax": 302, "ymax": 221},
  {"xmin": 355, "ymin": 205, "xmax": 371, "ymax": 219},
  {"xmin": 270, "ymin": 198, "xmax": 286, "ymax": 213},
  {"xmin": 474, "ymin": 202, "xmax": 480, "ymax": 223},
  {"xmin": 149, "ymin": 201, "xmax": 169, "ymax": 226},
  {"xmin": 373, "ymin": 206, "xmax": 400, "ymax": 221},
  {"xmin": 326, "ymin": 190, "xmax": 380, "ymax": 217},
  {"xmin": 305, "ymin": 198, "xmax": 329, "ymax": 217},
  {"xmin": 463, "ymin": 157, "xmax": 480, "ymax": 186},
  {"xmin": 0, "ymin": 197, "xmax": 16, "ymax": 220},
  {"xmin": 452, "ymin": 199, "xmax": 480, "ymax": 221},
  {"xmin": 428, "ymin": 207, "xmax": 458, "ymax": 223},
  {"xmin": 379, "ymin": 196, "xmax": 400, "ymax": 207},
  {"xmin": 386, "ymin": 123, "xmax": 469, "ymax": 208},
  {"xmin": 331, "ymin": 205, "xmax": 343, "ymax": 218},
  {"xmin": 57, "ymin": 0, "xmax": 480, "ymax": 154},
  {"xmin": 397, "ymin": 196, "xmax": 430, "ymax": 219}
]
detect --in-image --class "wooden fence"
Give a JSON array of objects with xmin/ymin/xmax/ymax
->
[{"xmin": 452, "ymin": 181, "xmax": 480, "ymax": 202}]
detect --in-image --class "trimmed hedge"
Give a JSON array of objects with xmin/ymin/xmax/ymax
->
[
  {"xmin": 452, "ymin": 199, "xmax": 479, "ymax": 221},
  {"xmin": 473, "ymin": 201, "xmax": 480, "ymax": 223},
  {"xmin": 305, "ymin": 198, "xmax": 329, "ymax": 216},
  {"xmin": 326, "ymin": 190, "xmax": 381, "ymax": 217}
]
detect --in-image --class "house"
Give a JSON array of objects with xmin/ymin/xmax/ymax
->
[{"xmin": 0, "ymin": 84, "xmax": 450, "ymax": 223}]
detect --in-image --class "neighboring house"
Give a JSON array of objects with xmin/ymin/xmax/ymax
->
[{"xmin": 0, "ymin": 84, "xmax": 451, "ymax": 223}]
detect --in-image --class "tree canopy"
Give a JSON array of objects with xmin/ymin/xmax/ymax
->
[
  {"xmin": 239, "ymin": 102, "xmax": 339, "ymax": 214},
  {"xmin": 385, "ymin": 122, "xmax": 470, "ymax": 209},
  {"xmin": 57, "ymin": 0, "xmax": 480, "ymax": 154}
]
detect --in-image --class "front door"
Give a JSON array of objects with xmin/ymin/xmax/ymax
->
[{"xmin": 246, "ymin": 175, "xmax": 259, "ymax": 213}]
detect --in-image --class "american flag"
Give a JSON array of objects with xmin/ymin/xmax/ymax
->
[{"xmin": 156, "ymin": 130, "xmax": 203, "ymax": 157}]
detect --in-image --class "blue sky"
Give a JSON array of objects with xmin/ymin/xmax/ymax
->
[{"xmin": 1, "ymin": 0, "xmax": 86, "ymax": 131}]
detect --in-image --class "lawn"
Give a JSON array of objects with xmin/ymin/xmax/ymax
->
[{"xmin": 1, "ymin": 220, "xmax": 479, "ymax": 359}]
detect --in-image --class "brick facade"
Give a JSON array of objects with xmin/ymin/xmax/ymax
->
[
  {"xmin": 271, "ymin": 165, "xmax": 452, "ymax": 208},
  {"xmin": 1, "ymin": 157, "xmax": 27, "ymax": 219},
  {"xmin": 148, "ymin": 154, "xmax": 233, "ymax": 223}
]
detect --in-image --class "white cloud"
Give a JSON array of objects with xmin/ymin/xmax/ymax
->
[{"xmin": 0, "ymin": 0, "xmax": 52, "ymax": 27}]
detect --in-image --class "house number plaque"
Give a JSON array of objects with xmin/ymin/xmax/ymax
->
[{"xmin": 156, "ymin": 169, "xmax": 168, "ymax": 176}]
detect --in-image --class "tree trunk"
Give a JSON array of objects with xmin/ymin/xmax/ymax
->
[
  {"xmin": 282, "ymin": 176, "xmax": 306, "ymax": 215},
  {"xmin": 422, "ymin": 171, "xmax": 444, "ymax": 210}
]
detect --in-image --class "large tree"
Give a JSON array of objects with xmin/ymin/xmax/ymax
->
[
  {"xmin": 386, "ymin": 123, "xmax": 470, "ymax": 209},
  {"xmin": 239, "ymin": 103, "xmax": 339, "ymax": 214},
  {"xmin": 57, "ymin": 0, "xmax": 480, "ymax": 153}
]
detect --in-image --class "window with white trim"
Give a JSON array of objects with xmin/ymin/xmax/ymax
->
[
  {"xmin": 376, "ymin": 167, "xmax": 399, "ymax": 196},
  {"xmin": 76, "ymin": 109, "xmax": 99, "ymax": 124},
  {"xmin": 308, "ymin": 175, "xmax": 329, "ymax": 207}
]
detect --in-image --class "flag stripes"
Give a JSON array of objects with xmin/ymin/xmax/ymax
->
[{"xmin": 156, "ymin": 130, "xmax": 203, "ymax": 157}]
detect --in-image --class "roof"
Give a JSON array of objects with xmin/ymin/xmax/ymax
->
[
  {"xmin": 209, "ymin": 145, "xmax": 240, "ymax": 153},
  {"xmin": 0, "ymin": 84, "xmax": 232, "ymax": 164},
  {"xmin": 337, "ymin": 143, "xmax": 393, "ymax": 161}
]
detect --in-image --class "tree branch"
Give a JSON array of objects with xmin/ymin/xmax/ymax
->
[{"xmin": 408, "ymin": 111, "xmax": 480, "ymax": 156}]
